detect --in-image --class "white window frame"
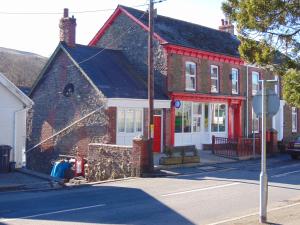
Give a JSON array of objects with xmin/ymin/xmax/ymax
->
[
  {"xmin": 117, "ymin": 108, "xmax": 143, "ymax": 134},
  {"xmin": 185, "ymin": 61, "xmax": 196, "ymax": 91},
  {"xmin": 292, "ymin": 107, "xmax": 297, "ymax": 133},
  {"xmin": 210, "ymin": 103, "xmax": 227, "ymax": 133},
  {"xmin": 231, "ymin": 68, "xmax": 239, "ymax": 94},
  {"xmin": 252, "ymin": 71, "xmax": 260, "ymax": 95},
  {"xmin": 192, "ymin": 103, "xmax": 202, "ymax": 132},
  {"xmin": 210, "ymin": 65, "xmax": 219, "ymax": 93}
]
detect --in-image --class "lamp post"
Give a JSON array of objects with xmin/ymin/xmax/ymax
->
[{"xmin": 256, "ymin": 79, "xmax": 279, "ymax": 223}]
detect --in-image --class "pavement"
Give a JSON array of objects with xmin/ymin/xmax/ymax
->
[{"xmin": 0, "ymin": 168, "xmax": 63, "ymax": 192}]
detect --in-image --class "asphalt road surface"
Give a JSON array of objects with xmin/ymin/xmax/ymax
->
[{"xmin": 1, "ymin": 154, "xmax": 300, "ymax": 225}]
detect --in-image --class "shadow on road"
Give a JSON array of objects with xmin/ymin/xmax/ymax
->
[{"xmin": 0, "ymin": 186, "xmax": 195, "ymax": 225}]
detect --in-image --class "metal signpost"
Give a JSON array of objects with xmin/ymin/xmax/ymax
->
[{"xmin": 252, "ymin": 79, "xmax": 279, "ymax": 223}]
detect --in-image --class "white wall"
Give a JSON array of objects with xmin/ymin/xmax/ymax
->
[{"xmin": 0, "ymin": 83, "xmax": 26, "ymax": 166}]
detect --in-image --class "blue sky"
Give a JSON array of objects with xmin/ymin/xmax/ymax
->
[{"xmin": 0, "ymin": 0, "xmax": 225, "ymax": 57}]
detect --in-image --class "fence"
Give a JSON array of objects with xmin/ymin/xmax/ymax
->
[{"xmin": 212, "ymin": 136, "xmax": 261, "ymax": 159}]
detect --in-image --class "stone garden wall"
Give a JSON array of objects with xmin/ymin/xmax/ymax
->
[{"xmin": 86, "ymin": 138, "xmax": 149, "ymax": 182}]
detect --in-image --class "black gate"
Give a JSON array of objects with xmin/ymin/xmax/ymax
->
[{"xmin": 0, "ymin": 145, "xmax": 11, "ymax": 173}]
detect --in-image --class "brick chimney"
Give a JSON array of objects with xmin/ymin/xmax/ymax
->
[
  {"xmin": 59, "ymin": 8, "xmax": 76, "ymax": 47},
  {"xmin": 219, "ymin": 16, "xmax": 234, "ymax": 35}
]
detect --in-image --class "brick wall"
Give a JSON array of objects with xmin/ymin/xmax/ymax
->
[{"xmin": 27, "ymin": 50, "xmax": 111, "ymax": 173}]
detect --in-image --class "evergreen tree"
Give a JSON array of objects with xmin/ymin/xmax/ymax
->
[{"xmin": 222, "ymin": 0, "xmax": 300, "ymax": 106}]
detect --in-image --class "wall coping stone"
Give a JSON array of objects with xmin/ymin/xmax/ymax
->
[{"xmin": 88, "ymin": 143, "xmax": 132, "ymax": 148}]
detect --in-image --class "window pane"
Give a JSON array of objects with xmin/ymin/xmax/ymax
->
[
  {"xmin": 186, "ymin": 62, "xmax": 196, "ymax": 75},
  {"xmin": 126, "ymin": 110, "xmax": 134, "ymax": 133},
  {"xmin": 211, "ymin": 79, "xmax": 218, "ymax": 92},
  {"xmin": 135, "ymin": 110, "xmax": 142, "ymax": 132},
  {"xmin": 193, "ymin": 117, "xmax": 201, "ymax": 132},
  {"xmin": 211, "ymin": 67, "xmax": 218, "ymax": 78},
  {"xmin": 252, "ymin": 72, "xmax": 259, "ymax": 95},
  {"xmin": 192, "ymin": 103, "xmax": 202, "ymax": 132},
  {"xmin": 219, "ymin": 104, "xmax": 226, "ymax": 132},
  {"xmin": 232, "ymin": 69, "xmax": 238, "ymax": 94},
  {"xmin": 211, "ymin": 104, "xmax": 219, "ymax": 132},
  {"xmin": 204, "ymin": 104, "xmax": 209, "ymax": 132},
  {"xmin": 183, "ymin": 102, "xmax": 192, "ymax": 133},
  {"xmin": 186, "ymin": 76, "xmax": 195, "ymax": 90},
  {"xmin": 118, "ymin": 110, "xmax": 125, "ymax": 132},
  {"xmin": 252, "ymin": 110, "xmax": 259, "ymax": 133},
  {"xmin": 175, "ymin": 107, "xmax": 183, "ymax": 133}
]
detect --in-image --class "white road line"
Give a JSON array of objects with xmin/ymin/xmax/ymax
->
[
  {"xmin": 162, "ymin": 182, "xmax": 239, "ymax": 197},
  {"xmin": 0, "ymin": 204, "xmax": 106, "ymax": 222},
  {"xmin": 271, "ymin": 169, "xmax": 300, "ymax": 178},
  {"xmin": 206, "ymin": 201, "xmax": 300, "ymax": 225}
]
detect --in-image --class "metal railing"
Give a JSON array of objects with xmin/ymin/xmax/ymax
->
[{"xmin": 212, "ymin": 135, "xmax": 261, "ymax": 159}]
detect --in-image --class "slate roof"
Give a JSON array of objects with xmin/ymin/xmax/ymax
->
[
  {"xmin": 120, "ymin": 5, "xmax": 241, "ymax": 58},
  {"xmin": 62, "ymin": 43, "xmax": 168, "ymax": 100}
]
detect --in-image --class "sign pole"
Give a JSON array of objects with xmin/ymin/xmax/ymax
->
[{"xmin": 259, "ymin": 80, "xmax": 268, "ymax": 223}]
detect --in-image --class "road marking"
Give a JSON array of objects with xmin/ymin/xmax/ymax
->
[
  {"xmin": 271, "ymin": 169, "xmax": 300, "ymax": 178},
  {"xmin": 205, "ymin": 201, "xmax": 300, "ymax": 225},
  {"xmin": 0, "ymin": 204, "xmax": 106, "ymax": 222},
  {"xmin": 162, "ymin": 182, "xmax": 239, "ymax": 197}
]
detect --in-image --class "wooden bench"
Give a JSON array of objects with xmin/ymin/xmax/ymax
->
[{"xmin": 159, "ymin": 145, "xmax": 200, "ymax": 165}]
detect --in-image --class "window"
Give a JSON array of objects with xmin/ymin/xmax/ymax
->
[
  {"xmin": 117, "ymin": 109, "xmax": 143, "ymax": 133},
  {"xmin": 231, "ymin": 68, "xmax": 239, "ymax": 94},
  {"xmin": 126, "ymin": 110, "xmax": 134, "ymax": 133},
  {"xmin": 211, "ymin": 104, "xmax": 226, "ymax": 132},
  {"xmin": 117, "ymin": 110, "xmax": 125, "ymax": 132},
  {"xmin": 175, "ymin": 102, "xmax": 201, "ymax": 133},
  {"xmin": 192, "ymin": 103, "xmax": 202, "ymax": 132},
  {"xmin": 183, "ymin": 102, "xmax": 192, "ymax": 132},
  {"xmin": 292, "ymin": 107, "xmax": 297, "ymax": 132},
  {"xmin": 211, "ymin": 65, "xmax": 219, "ymax": 93},
  {"xmin": 252, "ymin": 109, "xmax": 259, "ymax": 133},
  {"xmin": 274, "ymin": 75, "xmax": 279, "ymax": 95},
  {"xmin": 252, "ymin": 71, "xmax": 260, "ymax": 95},
  {"xmin": 185, "ymin": 62, "xmax": 196, "ymax": 91}
]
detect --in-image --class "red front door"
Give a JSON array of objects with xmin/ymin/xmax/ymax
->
[{"xmin": 153, "ymin": 116, "xmax": 161, "ymax": 153}]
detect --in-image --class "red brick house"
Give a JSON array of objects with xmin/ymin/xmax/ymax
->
[{"xmin": 27, "ymin": 6, "xmax": 299, "ymax": 172}]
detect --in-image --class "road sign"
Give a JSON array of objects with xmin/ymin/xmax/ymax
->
[{"xmin": 253, "ymin": 90, "xmax": 280, "ymax": 117}]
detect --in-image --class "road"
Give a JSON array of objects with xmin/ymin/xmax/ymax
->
[{"xmin": 0, "ymin": 154, "xmax": 300, "ymax": 225}]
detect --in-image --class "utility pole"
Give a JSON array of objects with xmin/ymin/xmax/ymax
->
[{"xmin": 147, "ymin": 0, "xmax": 154, "ymax": 172}]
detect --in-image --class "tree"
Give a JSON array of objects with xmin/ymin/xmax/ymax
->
[{"xmin": 222, "ymin": 0, "xmax": 300, "ymax": 106}]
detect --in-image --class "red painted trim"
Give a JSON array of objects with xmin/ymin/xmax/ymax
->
[
  {"xmin": 170, "ymin": 92, "xmax": 245, "ymax": 103},
  {"xmin": 164, "ymin": 44, "xmax": 244, "ymax": 65},
  {"xmin": 89, "ymin": 8, "xmax": 122, "ymax": 46},
  {"xmin": 170, "ymin": 97, "xmax": 175, "ymax": 146},
  {"xmin": 89, "ymin": 6, "xmax": 167, "ymax": 46}
]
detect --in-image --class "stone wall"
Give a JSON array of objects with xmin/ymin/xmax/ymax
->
[
  {"xmin": 27, "ymin": 50, "xmax": 110, "ymax": 174},
  {"xmin": 86, "ymin": 138, "xmax": 149, "ymax": 182},
  {"xmin": 95, "ymin": 12, "xmax": 168, "ymax": 94}
]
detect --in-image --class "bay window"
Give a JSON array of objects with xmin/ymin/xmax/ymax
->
[{"xmin": 175, "ymin": 101, "xmax": 226, "ymax": 133}]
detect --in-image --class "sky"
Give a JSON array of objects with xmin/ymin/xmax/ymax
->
[{"xmin": 0, "ymin": 0, "xmax": 225, "ymax": 57}]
